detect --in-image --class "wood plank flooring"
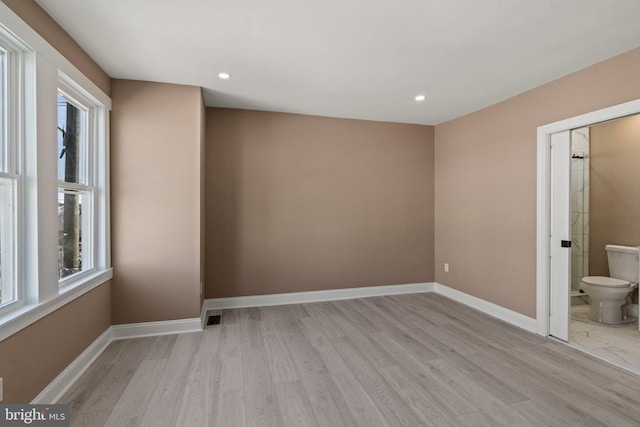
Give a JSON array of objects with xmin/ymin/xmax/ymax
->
[{"xmin": 60, "ymin": 293, "xmax": 640, "ymax": 426}]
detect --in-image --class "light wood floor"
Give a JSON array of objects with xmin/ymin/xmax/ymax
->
[{"xmin": 61, "ymin": 293, "xmax": 640, "ymax": 426}]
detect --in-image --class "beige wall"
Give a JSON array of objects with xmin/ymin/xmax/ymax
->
[
  {"xmin": 589, "ymin": 114, "xmax": 640, "ymax": 276},
  {"xmin": 205, "ymin": 108, "xmax": 434, "ymax": 298},
  {"xmin": 1, "ymin": 1, "xmax": 639, "ymax": 404},
  {"xmin": 111, "ymin": 80, "xmax": 203, "ymax": 324},
  {"xmin": 0, "ymin": 283, "xmax": 111, "ymax": 403},
  {"xmin": 435, "ymin": 47, "xmax": 640, "ymax": 318},
  {"xmin": 1, "ymin": 0, "xmax": 110, "ymax": 95}
]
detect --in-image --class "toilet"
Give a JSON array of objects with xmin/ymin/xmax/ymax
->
[{"xmin": 580, "ymin": 245, "xmax": 639, "ymax": 325}]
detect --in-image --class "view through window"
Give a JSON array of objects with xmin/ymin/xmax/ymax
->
[{"xmin": 57, "ymin": 94, "xmax": 92, "ymax": 280}]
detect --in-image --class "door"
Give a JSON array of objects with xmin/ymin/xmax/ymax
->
[{"xmin": 549, "ymin": 130, "xmax": 572, "ymax": 341}]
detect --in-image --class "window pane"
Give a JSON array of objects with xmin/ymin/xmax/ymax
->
[
  {"xmin": 0, "ymin": 176, "xmax": 16, "ymax": 306},
  {"xmin": 57, "ymin": 96, "xmax": 86, "ymax": 184},
  {"xmin": 0, "ymin": 48, "xmax": 6, "ymax": 173},
  {"xmin": 58, "ymin": 189, "xmax": 92, "ymax": 280}
]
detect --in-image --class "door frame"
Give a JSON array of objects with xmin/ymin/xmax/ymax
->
[
  {"xmin": 548, "ymin": 130, "xmax": 571, "ymax": 341},
  {"xmin": 536, "ymin": 98, "xmax": 640, "ymax": 336}
]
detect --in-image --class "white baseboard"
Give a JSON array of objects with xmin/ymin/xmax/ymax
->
[
  {"xmin": 434, "ymin": 282, "xmax": 538, "ymax": 333},
  {"xmin": 32, "ymin": 317, "xmax": 202, "ymax": 403},
  {"xmin": 202, "ymin": 282, "xmax": 435, "ymax": 312},
  {"xmin": 111, "ymin": 318, "xmax": 202, "ymax": 340},
  {"xmin": 35, "ymin": 280, "xmax": 539, "ymax": 404},
  {"xmin": 31, "ymin": 327, "xmax": 113, "ymax": 404},
  {"xmin": 201, "ymin": 282, "xmax": 537, "ymax": 334}
]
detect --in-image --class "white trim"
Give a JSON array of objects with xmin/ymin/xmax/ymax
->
[
  {"xmin": 33, "ymin": 317, "xmax": 201, "ymax": 403},
  {"xmin": 434, "ymin": 283, "xmax": 538, "ymax": 333},
  {"xmin": 31, "ymin": 327, "xmax": 113, "ymax": 404},
  {"xmin": 56, "ymin": 71, "xmax": 107, "ymax": 291},
  {"xmin": 536, "ymin": 125, "xmax": 552, "ymax": 336},
  {"xmin": 536, "ymin": 98, "xmax": 640, "ymax": 337},
  {"xmin": 0, "ymin": 270, "xmax": 112, "ymax": 342},
  {"xmin": 200, "ymin": 305, "xmax": 210, "ymax": 330},
  {"xmin": 0, "ymin": 24, "xmax": 29, "ymax": 314},
  {"xmin": 201, "ymin": 282, "xmax": 537, "ymax": 333},
  {"xmin": 34, "ymin": 280, "xmax": 544, "ymax": 404},
  {"xmin": 202, "ymin": 282, "xmax": 435, "ymax": 312},
  {"xmin": 111, "ymin": 318, "xmax": 202, "ymax": 340}
]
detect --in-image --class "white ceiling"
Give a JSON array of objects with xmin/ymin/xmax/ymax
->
[{"xmin": 35, "ymin": 0, "xmax": 640, "ymax": 125}]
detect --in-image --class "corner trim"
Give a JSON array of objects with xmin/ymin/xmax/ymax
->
[
  {"xmin": 434, "ymin": 282, "xmax": 538, "ymax": 333},
  {"xmin": 31, "ymin": 327, "xmax": 113, "ymax": 404},
  {"xmin": 202, "ymin": 282, "xmax": 435, "ymax": 313},
  {"xmin": 111, "ymin": 318, "xmax": 202, "ymax": 340}
]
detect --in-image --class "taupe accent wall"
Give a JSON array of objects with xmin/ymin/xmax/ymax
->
[
  {"xmin": 0, "ymin": 283, "xmax": 111, "ymax": 403},
  {"xmin": 435, "ymin": 47, "xmax": 640, "ymax": 318},
  {"xmin": 1, "ymin": 0, "xmax": 111, "ymax": 94},
  {"xmin": 111, "ymin": 80, "xmax": 203, "ymax": 324},
  {"xmin": 589, "ymin": 114, "xmax": 640, "ymax": 276},
  {"xmin": 205, "ymin": 108, "xmax": 435, "ymax": 298}
]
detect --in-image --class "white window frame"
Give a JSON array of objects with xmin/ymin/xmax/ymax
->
[
  {"xmin": 0, "ymin": 2, "xmax": 112, "ymax": 341},
  {"xmin": 0, "ymin": 26, "xmax": 28, "ymax": 314},
  {"xmin": 57, "ymin": 82, "xmax": 97, "ymax": 287},
  {"xmin": 54, "ymin": 70, "xmax": 110, "ymax": 294}
]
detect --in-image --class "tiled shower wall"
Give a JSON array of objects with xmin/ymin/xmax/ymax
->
[{"xmin": 571, "ymin": 127, "xmax": 590, "ymax": 292}]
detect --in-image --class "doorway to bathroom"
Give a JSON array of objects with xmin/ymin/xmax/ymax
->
[
  {"xmin": 569, "ymin": 116, "xmax": 640, "ymax": 373},
  {"xmin": 537, "ymin": 98, "xmax": 640, "ymax": 373}
]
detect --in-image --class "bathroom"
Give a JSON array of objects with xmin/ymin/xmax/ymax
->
[{"xmin": 569, "ymin": 113, "xmax": 640, "ymax": 371}]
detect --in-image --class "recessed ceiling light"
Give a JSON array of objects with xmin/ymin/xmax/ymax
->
[
  {"xmin": 218, "ymin": 72, "xmax": 231, "ymax": 80},
  {"xmin": 415, "ymin": 94, "xmax": 426, "ymax": 102}
]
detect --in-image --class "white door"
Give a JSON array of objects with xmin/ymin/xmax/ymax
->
[{"xmin": 549, "ymin": 130, "xmax": 572, "ymax": 341}]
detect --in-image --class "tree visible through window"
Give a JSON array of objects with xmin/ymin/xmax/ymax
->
[{"xmin": 57, "ymin": 95, "xmax": 90, "ymax": 280}]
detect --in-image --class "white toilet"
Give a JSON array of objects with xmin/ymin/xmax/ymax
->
[{"xmin": 580, "ymin": 244, "xmax": 639, "ymax": 325}]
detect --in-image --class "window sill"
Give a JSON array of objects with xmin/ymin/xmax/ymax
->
[{"xmin": 0, "ymin": 268, "xmax": 113, "ymax": 342}]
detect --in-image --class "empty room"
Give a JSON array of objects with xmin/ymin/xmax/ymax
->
[{"xmin": 2, "ymin": 0, "xmax": 640, "ymax": 425}]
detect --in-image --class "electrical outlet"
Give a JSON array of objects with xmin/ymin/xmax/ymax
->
[{"xmin": 444, "ymin": 263, "xmax": 449, "ymax": 273}]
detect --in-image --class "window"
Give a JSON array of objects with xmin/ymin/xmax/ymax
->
[
  {"xmin": 57, "ymin": 88, "xmax": 95, "ymax": 283},
  {"xmin": 0, "ymin": 35, "xmax": 22, "ymax": 310},
  {"xmin": 0, "ymin": 5, "xmax": 111, "ymax": 339}
]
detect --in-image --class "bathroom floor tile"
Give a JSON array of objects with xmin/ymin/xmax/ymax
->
[{"xmin": 570, "ymin": 305, "xmax": 640, "ymax": 374}]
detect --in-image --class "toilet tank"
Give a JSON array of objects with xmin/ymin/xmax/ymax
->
[{"xmin": 606, "ymin": 244, "xmax": 640, "ymax": 283}]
